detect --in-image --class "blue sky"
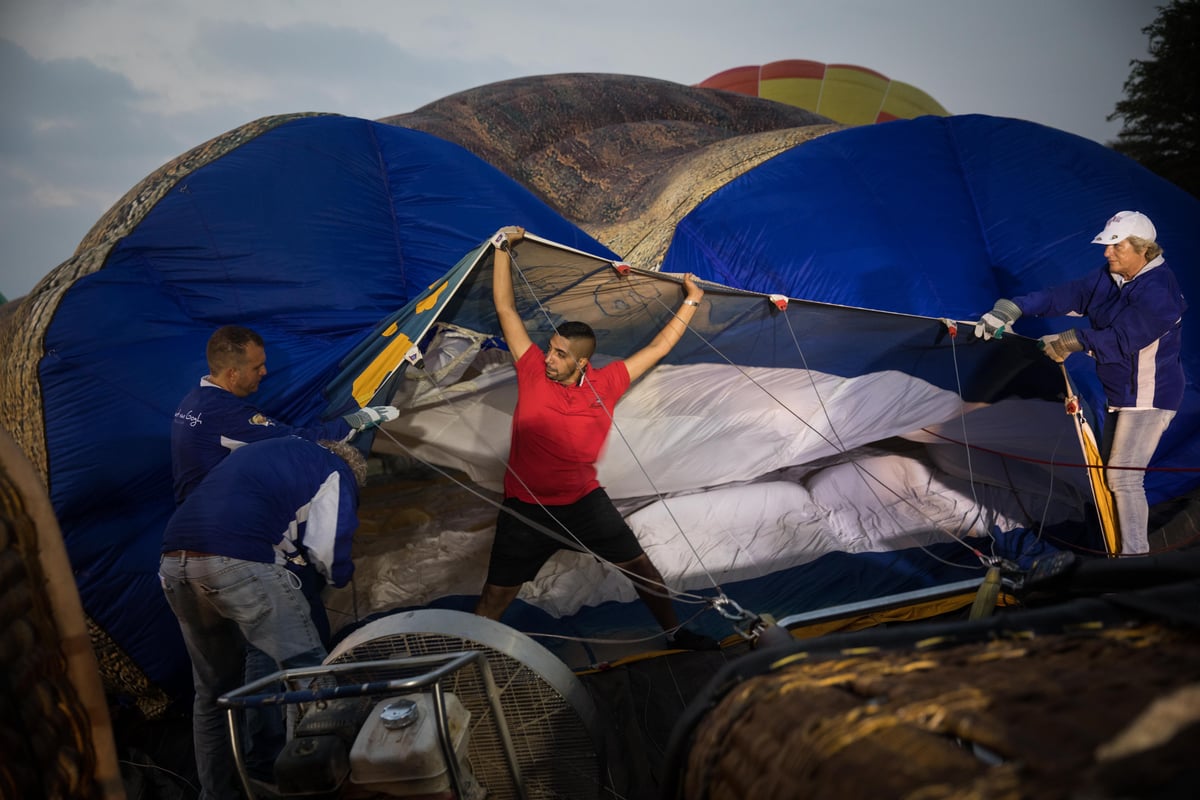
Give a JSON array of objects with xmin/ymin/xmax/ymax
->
[{"xmin": 0, "ymin": 0, "xmax": 1161, "ymax": 301}]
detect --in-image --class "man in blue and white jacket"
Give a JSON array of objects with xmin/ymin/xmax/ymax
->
[
  {"xmin": 975, "ymin": 211, "xmax": 1187, "ymax": 554},
  {"xmin": 172, "ymin": 324, "xmax": 396, "ymax": 505},
  {"xmin": 169, "ymin": 324, "xmax": 395, "ymax": 782},
  {"xmin": 160, "ymin": 435, "xmax": 366, "ymax": 800}
]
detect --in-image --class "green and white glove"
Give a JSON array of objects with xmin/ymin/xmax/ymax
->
[
  {"xmin": 973, "ymin": 299, "xmax": 1022, "ymax": 340},
  {"xmin": 343, "ymin": 405, "xmax": 399, "ymax": 431},
  {"xmin": 1038, "ymin": 330, "xmax": 1083, "ymax": 363}
]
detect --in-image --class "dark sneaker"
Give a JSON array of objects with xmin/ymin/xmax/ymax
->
[{"xmin": 667, "ymin": 628, "xmax": 720, "ymax": 651}]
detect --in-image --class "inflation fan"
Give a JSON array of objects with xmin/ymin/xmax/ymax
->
[{"xmin": 223, "ymin": 608, "xmax": 608, "ymax": 799}]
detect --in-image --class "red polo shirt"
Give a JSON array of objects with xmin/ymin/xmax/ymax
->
[{"xmin": 504, "ymin": 344, "xmax": 630, "ymax": 504}]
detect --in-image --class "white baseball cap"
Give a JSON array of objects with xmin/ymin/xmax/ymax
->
[{"xmin": 1091, "ymin": 210, "xmax": 1156, "ymax": 245}]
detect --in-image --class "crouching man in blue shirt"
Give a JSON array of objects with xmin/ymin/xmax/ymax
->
[{"xmin": 159, "ymin": 436, "xmax": 366, "ymax": 800}]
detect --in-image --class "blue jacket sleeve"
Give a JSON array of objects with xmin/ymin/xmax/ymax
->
[
  {"xmin": 1013, "ymin": 265, "xmax": 1185, "ymax": 367},
  {"xmin": 173, "ymin": 385, "xmax": 354, "ymax": 503},
  {"xmin": 1012, "ymin": 269, "xmax": 1104, "ymax": 318},
  {"xmin": 1076, "ymin": 277, "xmax": 1186, "ymax": 365},
  {"xmin": 219, "ymin": 398, "xmax": 353, "ymax": 447}
]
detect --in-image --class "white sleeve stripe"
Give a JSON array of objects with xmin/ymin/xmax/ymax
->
[
  {"xmin": 303, "ymin": 472, "xmax": 344, "ymax": 581},
  {"xmin": 218, "ymin": 435, "xmax": 250, "ymax": 453},
  {"xmin": 1135, "ymin": 339, "xmax": 1159, "ymax": 407}
]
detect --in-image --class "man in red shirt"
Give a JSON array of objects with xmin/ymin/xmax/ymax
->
[{"xmin": 474, "ymin": 226, "xmax": 717, "ymax": 651}]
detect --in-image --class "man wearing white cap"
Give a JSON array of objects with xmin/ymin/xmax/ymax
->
[{"xmin": 974, "ymin": 211, "xmax": 1187, "ymax": 555}]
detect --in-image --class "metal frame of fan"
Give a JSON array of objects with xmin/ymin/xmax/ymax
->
[{"xmin": 324, "ymin": 608, "xmax": 607, "ymax": 799}]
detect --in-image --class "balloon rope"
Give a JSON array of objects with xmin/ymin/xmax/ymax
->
[
  {"xmin": 504, "ymin": 250, "xmax": 726, "ymax": 599},
  {"xmin": 370, "ymin": 421, "xmax": 710, "ymax": 606},
  {"xmin": 373, "ymin": 250, "xmax": 716, "ymax": 605},
  {"xmin": 940, "ymin": 323, "xmax": 999, "ymax": 560},
  {"xmin": 777, "ymin": 308, "xmax": 991, "ymax": 565},
  {"xmin": 634, "ymin": 288, "xmax": 990, "ymax": 568}
]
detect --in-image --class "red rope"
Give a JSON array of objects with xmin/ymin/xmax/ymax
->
[{"xmin": 1046, "ymin": 529, "xmax": 1200, "ymax": 557}]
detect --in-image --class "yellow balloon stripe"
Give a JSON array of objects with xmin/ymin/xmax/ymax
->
[
  {"xmin": 819, "ymin": 65, "xmax": 891, "ymax": 126},
  {"xmin": 880, "ymin": 81, "xmax": 950, "ymax": 121},
  {"xmin": 697, "ymin": 60, "xmax": 949, "ymax": 126},
  {"xmin": 352, "ymin": 330, "xmax": 413, "ymax": 407},
  {"xmin": 760, "ymin": 77, "xmax": 824, "ymax": 114},
  {"xmin": 349, "ymin": 280, "xmax": 451, "ymax": 406}
]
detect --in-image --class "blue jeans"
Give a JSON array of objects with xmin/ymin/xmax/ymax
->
[
  {"xmin": 160, "ymin": 554, "xmax": 327, "ymax": 800},
  {"xmin": 241, "ymin": 562, "xmax": 330, "ymax": 779},
  {"xmin": 1102, "ymin": 408, "xmax": 1175, "ymax": 555}
]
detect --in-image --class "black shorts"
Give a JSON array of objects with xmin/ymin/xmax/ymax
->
[{"xmin": 485, "ymin": 488, "xmax": 645, "ymax": 586}]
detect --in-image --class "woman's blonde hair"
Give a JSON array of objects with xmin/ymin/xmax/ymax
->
[{"xmin": 1127, "ymin": 235, "xmax": 1163, "ymax": 261}]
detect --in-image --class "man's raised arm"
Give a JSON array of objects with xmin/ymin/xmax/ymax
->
[
  {"xmin": 623, "ymin": 273, "xmax": 705, "ymax": 383},
  {"xmin": 491, "ymin": 226, "xmax": 533, "ymax": 361}
]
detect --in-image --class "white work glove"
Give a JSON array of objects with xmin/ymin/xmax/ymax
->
[
  {"xmin": 491, "ymin": 226, "xmax": 524, "ymax": 250},
  {"xmin": 1038, "ymin": 330, "xmax": 1083, "ymax": 363},
  {"xmin": 973, "ymin": 298, "xmax": 1022, "ymax": 340},
  {"xmin": 342, "ymin": 405, "xmax": 399, "ymax": 431}
]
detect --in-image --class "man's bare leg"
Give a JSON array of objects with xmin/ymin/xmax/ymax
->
[
  {"xmin": 618, "ymin": 554, "xmax": 720, "ymax": 651},
  {"xmin": 618, "ymin": 554, "xmax": 680, "ymax": 630}
]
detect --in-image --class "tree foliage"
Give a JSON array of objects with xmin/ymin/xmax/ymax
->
[{"xmin": 1109, "ymin": 0, "xmax": 1200, "ymax": 198}]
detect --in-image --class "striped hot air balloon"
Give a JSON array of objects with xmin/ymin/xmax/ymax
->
[{"xmin": 697, "ymin": 59, "xmax": 949, "ymax": 125}]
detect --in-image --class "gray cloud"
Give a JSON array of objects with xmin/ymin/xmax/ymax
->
[
  {"xmin": 0, "ymin": 1, "xmax": 1164, "ymax": 302},
  {"xmin": 0, "ymin": 39, "xmax": 194, "ymax": 295},
  {"xmin": 0, "ymin": 24, "xmax": 511, "ymax": 299},
  {"xmin": 0, "ymin": 39, "xmax": 178, "ymax": 160},
  {"xmin": 183, "ymin": 19, "xmax": 516, "ymax": 119}
]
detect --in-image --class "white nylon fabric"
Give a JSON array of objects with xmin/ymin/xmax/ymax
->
[
  {"xmin": 378, "ymin": 360, "xmax": 972, "ymax": 499},
  {"xmin": 353, "ymin": 357, "xmax": 1088, "ymax": 622}
]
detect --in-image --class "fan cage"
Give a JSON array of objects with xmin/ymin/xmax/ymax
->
[{"xmin": 326, "ymin": 611, "xmax": 606, "ymax": 799}]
